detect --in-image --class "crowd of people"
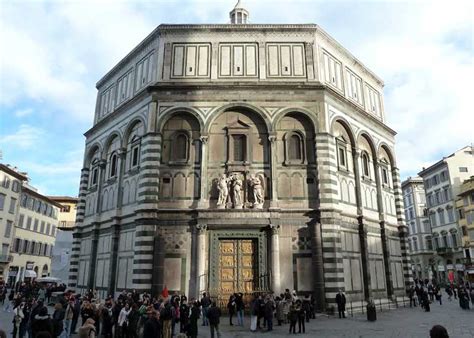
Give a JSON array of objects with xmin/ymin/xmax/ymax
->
[
  {"xmin": 407, "ymin": 278, "xmax": 474, "ymax": 312},
  {"xmin": 1, "ymin": 281, "xmax": 318, "ymax": 338},
  {"xmin": 1, "ymin": 277, "xmax": 473, "ymax": 338}
]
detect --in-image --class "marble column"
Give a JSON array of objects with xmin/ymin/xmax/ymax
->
[
  {"xmin": 87, "ymin": 227, "xmax": 100, "ymax": 289},
  {"xmin": 108, "ymin": 222, "xmax": 120, "ymax": 296},
  {"xmin": 95, "ymin": 159, "xmax": 106, "ymax": 214},
  {"xmin": 195, "ymin": 224, "xmax": 207, "ymax": 298},
  {"xmin": 268, "ymin": 134, "xmax": 279, "ymax": 209},
  {"xmin": 357, "ymin": 218, "xmax": 372, "ymax": 301},
  {"xmin": 116, "ymin": 147, "xmax": 127, "ymax": 209},
  {"xmin": 309, "ymin": 220, "xmax": 326, "ymax": 311},
  {"xmin": 151, "ymin": 229, "xmax": 165, "ymax": 297},
  {"xmin": 269, "ymin": 224, "xmax": 281, "ymax": 294},
  {"xmin": 374, "ymin": 161, "xmax": 394, "ymax": 298},
  {"xmin": 69, "ymin": 167, "xmax": 89, "ymax": 289},
  {"xmin": 392, "ymin": 166, "xmax": 412, "ymax": 288},
  {"xmin": 198, "ymin": 136, "xmax": 209, "ymax": 208},
  {"xmin": 353, "ymin": 149, "xmax": 372, "ymax": 301}
]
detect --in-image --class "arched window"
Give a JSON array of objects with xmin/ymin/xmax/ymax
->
[
  {"xmin": 88, "ymin": 148, "xmax": 100, "ymax": 188},
  {"xmin": 285, "ymin": 132, "xmax": 305, "ymax": 163},
  {"xmin": 289, "ymin": 134, "xmax": 301, "ymax": 160},
  {"xmin": 362, "ymin": 152, "xmax": 370, "ymax": 177},
  {"xmin": 131, "ymin": 142, "xmax": 140, "ymax": 168},
  {"xmin": 171, "ymin": 132, "xmax": 190, "ymax": 163},
  {"xmin": 109, "ymin": 153, "xmax": 118, "ymax": 178},
  {"xmin": 426, "ymin": 236, "xmax": 433, "ymax": 250},
  {"xmin": 336, "ymin": 136, "xmax": 348, "ymax": 170},
  {"xmin": 176, "ymin": 134, "xmax": 188, "ymax": 161},
  {"xmin": 450, "ymin": 231, "xmax": 458, "ymax": 248},
  {"xmin": 127, "ymin": 122, "xmax": 144, "ymax": 170}
]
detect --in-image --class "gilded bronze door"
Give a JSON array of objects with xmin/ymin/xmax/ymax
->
[{"xmin": 219, "ymin": 239, "xmax": 256, "ymax": 296}]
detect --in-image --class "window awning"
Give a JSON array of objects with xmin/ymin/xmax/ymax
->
[{"xmin": 24, "ymin": 270, "xmax": 37, "ymax": 278}]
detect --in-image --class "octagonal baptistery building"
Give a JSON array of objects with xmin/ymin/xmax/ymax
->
[{"xmin": 70, "ymin": 4, "xmax": 410, "ymax": 311}]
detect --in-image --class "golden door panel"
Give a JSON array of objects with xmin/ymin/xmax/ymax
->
[
  {"xmin": 241, "ymin": 241, "xmax": 253, "ymax": 254},
  {"xmin": 218, "ymin": 239, "xmax": 257, "ymax": 295},
  {"xmin": 221, "ymin": 242, "xmax": 235, "ymax": 253}
]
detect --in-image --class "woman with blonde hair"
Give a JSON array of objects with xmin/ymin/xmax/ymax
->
[{"xmin": 52, "ymin": 302, "xmax": 65, "ymax": 338}]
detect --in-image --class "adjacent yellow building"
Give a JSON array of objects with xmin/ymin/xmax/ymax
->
[
  {"xmin": 0, "ymin": 164, "xmax": 27, "ymax": 283},
  {"xmin": 49, "ymin": 196, "xmax": 78, "ymax": 230},
  {"xmin": 8, "ymin": 184, "xmax": 62, "ymax": 284},
  {"xmin": 456, "ymin": 176, "xmax": 474, "ymax": 281}
]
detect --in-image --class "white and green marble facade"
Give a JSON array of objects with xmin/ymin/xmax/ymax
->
[{"xmin": 70, "ymin": 23, "xmax": 410, "ymax": 311}]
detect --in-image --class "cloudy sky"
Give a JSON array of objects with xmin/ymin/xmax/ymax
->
[{"xmin": 0, "ymin": 0, "xmax": 473, "ymax": 196}]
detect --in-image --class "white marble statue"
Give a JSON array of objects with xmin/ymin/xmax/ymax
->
[
  {"xmin": 232, "ymin": 174, "xmax": 243, "ymax": 208},
  {"xmin": 249, "ymin": 174, "xmax": 264, "ymax": 209},
  {"xmin": 217, "ymin": 174, "xmax": 229, "ymax": 208}
]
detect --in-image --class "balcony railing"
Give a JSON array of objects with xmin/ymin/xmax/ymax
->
[
  {"xmin": 0, "ymin": 254, "xmax": 13, "ymax": 263},
  {"xmin": 436, "ymin": 247, "xmax": 453, "ymax": 255}
]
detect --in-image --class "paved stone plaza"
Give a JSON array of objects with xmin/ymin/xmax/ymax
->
[{"xmin": 1, "ymin": 295, "xmax": 473, "ymax": 338}]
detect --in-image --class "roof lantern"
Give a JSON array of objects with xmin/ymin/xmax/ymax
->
[{"xmin": 230, "ymin": 0, "xmax": 249, "ymax": 24}]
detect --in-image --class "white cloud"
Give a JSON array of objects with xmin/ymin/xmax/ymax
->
[
  {"xmin": 14, "ymin": 108, "xmax": 34, "ymax": 117},
  {"xmin": 1, "ymin": 124, "xmax": 45, "ymax": 149},
  {"xmin": 0, "ymin": 0, "xmax": 472, "ymax": 193}
]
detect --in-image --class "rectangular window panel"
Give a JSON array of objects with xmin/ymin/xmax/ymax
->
[
  {"xmin": 5, "ymin": 220, "xmax": 12, "ymax": 238},
  {"xmin": 267, "ymin": 45, "xmax": 279, "ymax": 76},
  {"xmin": 174, "ymin": 45, "xmax": 186, "ymax": 77},
  {"xmin": 245, "ymin": 45, "xmax": 257, "ymax": 76},
  {"xmin": 280, "ymin": 45, "xmax": 291, "ymax": 76},
  {"xmin": 220, "ymin": 45, "xmax": 231, "ymax": 76},
  {"xmin": 233, "ymin": 135, "xmax": 246, "ymax": 162},
  {"xmin": 292, "ymin": 45, "xmax": 304, "ymax": 76},
  {"xmin": 197, "ymin": 45, "xmax": 209, "ymax": 76},
  {"xmin": 9, "ymin": 197, "xmax": 16, "ymax": 213},
  {"xmin": 233, "ymin": 45, "xmax": 244, "ymax": 76},
  {"xmin": 185, "ymin": 46, "xmax": 197, "ymax": 76},
  {"xmin": 322, "ymin": 50, "xmax": 342, "ymax": 90}
]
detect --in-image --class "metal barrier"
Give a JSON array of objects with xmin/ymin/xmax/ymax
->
[{"xmin": 347, "ymin": 296, "xmax": 411, "ymax": 317}]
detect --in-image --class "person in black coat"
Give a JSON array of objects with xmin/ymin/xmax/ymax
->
[
  {"xmin": 335, "ymin": 290, "xmax": 346, "ymax": 319},
  {"xmin": 52, "ymin": 303, "xmax": 65, "ymax": 338},
  {"xmin": 179, "ymin": 297, "xmax": 190, "ymax": 334},
  {"xmin": 101, "ymin": 302, "xmax": 114, "ymax": 338},
  {"xmin": 421, "ymin": 290, "xmax": 430, "ymax": 312},
  {"xmin": 143, "ymin": 308, "xmax": 161, "ymax": 338},
  {"xmin": 31, "ymin": 307, "xmax": 54, "ymax": 338},
  {"xmin": 206, "ymin": 302, "xmax": 221, "ymax": 338},
  {"xmin": 263, "ymin": 297, "xmax": 275, "ymax": 332},
  {"xmin": 227, "ymin": 294, "xmax": 236, "ymax": 326},
  {"xmin": 187, "ymin": 301, "xmax": 200, "ymax": 338}
]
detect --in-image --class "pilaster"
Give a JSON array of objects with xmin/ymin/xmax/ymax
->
[
  {"xmin": 315, "ymin": 133, "xmax": 340, "ymax": 209},
  {"xmin": 309, "ymin": 219, "xmax": 326, "ymax": 311},
  {"xmin": 269, "ymin": 223, "xmax": 281, "ymax": 294},
  {"xmin": 198, "ymin": 136, "xmax": 209, "ymax": 208},
  {"xmin": 195, "ymin": 224, "xmax": 208, "ymax": 298},
  {"xmin": 133, "ymin": 221, "xmax": 156, "ymax": 293},
  {"xmin": 374, "ymin": 160, "xmax": 394, "ymax": 297},
  {"xmin": 87, "ymin": 227, "xmax": 100, "ymax": 289},
  {"xmin": 268, "ymin": 134, "xmax": 279, "ymax": 209},
  {"xmin": 357, "ymin": 216, "xmax": 372, "ymax": 301},
  {"xmin": 392, "ymin": 167, "xmax": 412, "ymax": 287},
  {"xmin": 115, "ymin": 148, "xmax": 127, "ymax": 209},
  {"xmin": 95, "ymin": 160, "xmax": 106, "ymax": 213},
  {"xmin": 136, "ymin": 132, "xmax": 162, "ymax": 209}
]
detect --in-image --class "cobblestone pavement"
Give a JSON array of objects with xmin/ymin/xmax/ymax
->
[{"xmin": 1, "ymin": 295, "xmax": 473, "ymax": 337}]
